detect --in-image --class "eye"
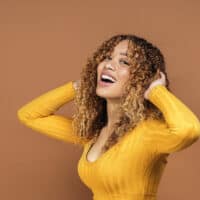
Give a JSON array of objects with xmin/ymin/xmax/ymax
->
[
  {"xmin": 104, "ymin": 56, "xmax": 130, "ymax": 66},
  {"xmin": 105, "ymin": 56, "xmax": 112, "ymax": 61},
  {"xmin": 120, "ymin": 59, "xmax": 130, "ymax": 66}
]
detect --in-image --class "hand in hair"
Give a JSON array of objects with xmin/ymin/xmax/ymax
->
[{"xmin": 144, "ymin": 69, "xmax": 166, "ymax": 100}]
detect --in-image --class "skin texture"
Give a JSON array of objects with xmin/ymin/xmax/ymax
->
[
  {"xmin": 96, "ymin": 40, "xmax": 131, "ymax": 132},
  {"xmin": 96, "ymin": 40, "xmax": 131, "ymax": 100}
]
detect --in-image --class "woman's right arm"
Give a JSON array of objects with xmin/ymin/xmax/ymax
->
[{"xmin": 17, "ymin": 80, "xmax": 88, "ymax": 147}]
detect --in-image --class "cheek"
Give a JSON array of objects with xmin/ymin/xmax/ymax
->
[
  {"xmin": 97, "ymin": 62, "xmax": 104, "ymax": 74},
  {"xmin": 118, "ymin": 69, "xmax": 130, "ymax": 82}
]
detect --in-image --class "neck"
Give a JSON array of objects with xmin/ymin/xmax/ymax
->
[{"xmin": 105, "ymin": 98, "xmax": 121, "ymax": 131}]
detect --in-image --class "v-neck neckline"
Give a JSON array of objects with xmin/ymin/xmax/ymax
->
[
  {"xmin": 85, "ymin": 140, "xmax": 115, "ymax": 164},
  {"xmin": 83, "ymin": 119, "xmax": 150, "ymax": 165},
  {"xmin": 84, "ymin": 128, "xmax": 134, "ymax": 165}
]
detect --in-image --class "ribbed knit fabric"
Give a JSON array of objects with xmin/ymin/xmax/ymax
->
[{"xmin": 17, "ymin": 81, "xmax": 200, "ymax": 200}]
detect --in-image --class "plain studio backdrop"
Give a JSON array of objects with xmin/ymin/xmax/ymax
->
[{"xmin": 0, "ymin": 0, "xmax": 200, "ymax": 199}]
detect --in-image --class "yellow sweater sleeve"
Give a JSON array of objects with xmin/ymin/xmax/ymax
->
[
  {"xmin": 147, "ymin": 84, "xmax": 200, "ymax": 154},
  {"xmin": 17, "ymin": 81, "xmax": 88, "ymax": 147}
]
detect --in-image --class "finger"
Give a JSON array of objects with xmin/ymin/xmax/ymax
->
[
  {"xmin": 157, "ymin": 69, "xmax": 161, "ymax": 78},
  {"xmin": 158, "ymin": 71, "xmax": 162, "ymax": 77},
  {"xmin": 160, "ymin": 72, "xmax": 166, "ymax": 84},
  {"xmin": 160, "ymin": 72, "xmax": 165, "ymax": 79}
]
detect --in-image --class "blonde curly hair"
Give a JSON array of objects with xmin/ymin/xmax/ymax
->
[{"xmin": 72, "ymin": 34, "xmax": 171, "ymax": 153}]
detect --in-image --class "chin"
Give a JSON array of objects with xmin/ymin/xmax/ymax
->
[
  {"xmin": 96, "ymin": 90, "xmax": 107, "ymax": 99},
  {"xmin": 96, "ymin": 88, "xmax": 119, "ymax": 99},
  {"xmin": 96, "ymin": 89, "xmax": 109, "ymax": 98}
]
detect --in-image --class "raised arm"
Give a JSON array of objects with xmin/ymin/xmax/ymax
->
[
  {"xmin": 146, "ymin": 84, "xmax": 200, "ymax": 154},
  {"xmin": 17, "ymin": 81, "xmax": 88, "ymax": 147}
]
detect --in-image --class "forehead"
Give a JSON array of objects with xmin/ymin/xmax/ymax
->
[{"xmin": 112, "ymin": 40, "xmax": 129, "ymax": 56}]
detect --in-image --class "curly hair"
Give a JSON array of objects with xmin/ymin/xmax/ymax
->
[{"xmin": 72, "ymin": 34, "xmax": 171, "ymax": 153}]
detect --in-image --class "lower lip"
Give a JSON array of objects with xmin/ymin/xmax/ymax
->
[{"xmin": 98, "ymin": 80, "xmax": 115, "ymax": 87}]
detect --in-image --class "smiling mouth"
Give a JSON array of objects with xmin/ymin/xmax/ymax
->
[
  {"xmin": 100, "ymin": 74, "xmax": 116, "ymax": 82},
  {"xmin": 101, "ymin": 78, "xmax": 115, "ymax": 83},
  {"xmin": 98, "ymin": 79, "xmax": 115, "ymax": 87}
]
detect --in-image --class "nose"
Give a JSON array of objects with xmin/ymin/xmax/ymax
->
[
  {"xmin": 105, "ymin": 63, "xmax": 113, "ymax": 70},
  {"xmin": 105, "ymin": 61, "xmax": 117, "ymax": 70}
]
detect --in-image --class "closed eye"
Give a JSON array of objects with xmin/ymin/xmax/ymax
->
[
  {"xmin": 105, "ymin": 56, "xmax": 112, "ymax": 61},
  {"xmin": 105, "ymin": 56, "xmax": 130, "ymax": 66},
  {"xmin": 120, "ymin": 59, "xmax": 130, "ymax": 65}
]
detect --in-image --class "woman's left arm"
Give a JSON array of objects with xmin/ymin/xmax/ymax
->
[{"xmin": 144, "ymin": 71, "xmax": 200, "ymax": 154}]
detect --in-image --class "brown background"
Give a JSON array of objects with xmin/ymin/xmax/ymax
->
[{"xmin": 1, "ymin": 0, "xmax": 200, "ymax": 199}]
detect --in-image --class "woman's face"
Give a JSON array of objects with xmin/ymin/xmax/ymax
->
[{"xmin": 96, "ymin": 40, "xmax": 131, "ymax": 100}]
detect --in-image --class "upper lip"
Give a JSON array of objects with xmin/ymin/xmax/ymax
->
[{"xmin": 100, "ymin": 71, "xmax": 117, "ymax": 82}]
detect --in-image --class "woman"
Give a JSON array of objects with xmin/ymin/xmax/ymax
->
[{"xmin": 17, "ymin": 34, "xmax": 200, "ymax": 200}]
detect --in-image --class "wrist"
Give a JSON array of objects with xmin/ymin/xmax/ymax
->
[{"xmin": 145, "ymin": 83, "xmax": 165, "ymax": 100}]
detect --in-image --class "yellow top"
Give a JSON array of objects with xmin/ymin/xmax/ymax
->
[{"xmin": 17, "ymin": 81, "xmax": 200, "ymax": 200}]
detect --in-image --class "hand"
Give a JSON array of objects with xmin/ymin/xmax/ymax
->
[
  {"xmin": 72, "ymin": 79, "xmax": 81, "ymax": 91},
  {"xmin": 144, "ymin": 69, "xmax": 166, "ymax": 100}
]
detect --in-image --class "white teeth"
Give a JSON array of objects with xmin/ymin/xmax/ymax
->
[{"xmin": 101, "ymin": 74, "xmax": 116, "ymax": 83}]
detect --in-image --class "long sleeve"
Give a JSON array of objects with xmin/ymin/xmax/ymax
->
[
  {"xmin": 147, "ymin": 84, "xmax": 200, "ymax": 154},
  {"xmin": 17, "ymin": 81, "xmax": 88, "ymax": 147}
]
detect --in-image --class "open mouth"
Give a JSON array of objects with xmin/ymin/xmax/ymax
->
[
  {"xmin": 101, "ymin": 74, "xmax": 116, "ymax": 83},
  {"xmin": 98, "ymin": 74, "xmax": 116, "ymax": 86}
]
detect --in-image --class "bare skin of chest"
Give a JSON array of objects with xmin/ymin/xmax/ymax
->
[{"xmin": 86, "ymin": 128, "xmax": 111, "ymax": 162}]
